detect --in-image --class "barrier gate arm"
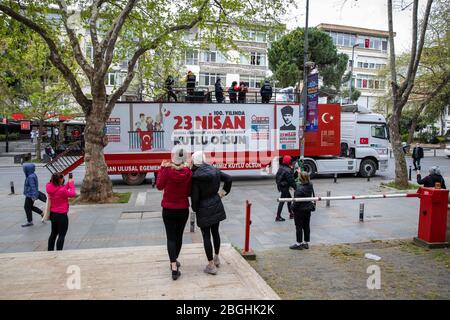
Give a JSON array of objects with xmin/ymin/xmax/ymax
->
[{"xmin": 278, "ymin": 192, "xmax": 420, "ymax": 202}]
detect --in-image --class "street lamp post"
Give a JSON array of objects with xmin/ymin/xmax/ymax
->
[
  {"xmin": 300, "ymin": 0, "xmax": 309, "ymax": 160},
  {"xmin": 349, "ymin": 43, "xmax": 359, "ymax": 103}
]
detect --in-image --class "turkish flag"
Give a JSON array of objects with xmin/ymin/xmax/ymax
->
[
  {"xmin": 360, "ymin": 137, "xmax": 369, "ymax": 144},
  {"xmin": 365, "ymin": 39, "xmax": 370, "ymax": 48},
  {"xmin": 139, "ymin": 131, "xmax": 152, "ymax": 151}
]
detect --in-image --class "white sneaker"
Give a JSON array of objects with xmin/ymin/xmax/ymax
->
[
  {"xmin": 213, "ymin": 255, "xmax": 221, "ymax": 268},
  {"xmin": 204, "ymin": 264, "xmax": 217, "ymax": 275}
]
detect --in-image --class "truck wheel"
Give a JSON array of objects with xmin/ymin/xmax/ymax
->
[
  {"xmin": 303, "ymin": 160, "xmax": 317, "ymax": 176},
  {"xmin": 359, "ymin": 159, "xmax": 376, "ymax": 177},
  {"xmin": 122, "ymin": 173, "xmax": 146, "ymax": 185}
]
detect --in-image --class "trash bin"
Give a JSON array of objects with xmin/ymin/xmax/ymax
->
[{"xmin": 415, "ymin": 187, "xmax": 449, "ymax": 247}]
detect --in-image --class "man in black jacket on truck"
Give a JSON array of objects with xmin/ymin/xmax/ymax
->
[{"xmin": 275, "ymin": 155, "xmax": 297, "ymax": 221}]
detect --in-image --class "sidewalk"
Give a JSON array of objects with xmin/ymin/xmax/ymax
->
[
  {"xmin": 0, "ymin": 156, "xmax": 45, "ymax": 168},
  {"xmin": 0, "ymin": 243, "xmax": 279, "ymax": 300}
]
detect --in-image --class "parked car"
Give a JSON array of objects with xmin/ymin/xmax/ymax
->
[{"xmin": 444, "ymin": 145, "xmax": 450, "ymax": 158}]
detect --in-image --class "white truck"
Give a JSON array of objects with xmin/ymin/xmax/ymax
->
[{"xmin": 299, "ymin": 104, "xmax": 389, "ymax": 177}]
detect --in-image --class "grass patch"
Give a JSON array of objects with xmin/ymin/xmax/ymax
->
[
  {"xmin": 398, "ymin": 240, "xmax": 430, "ymax": 254},
  {"xmin": 381, "ymin": 181, "xmax": 420, "ymax": 190},
  {"xmin": 328, "ymin": 245, "xmax": 363, "ymax": 261},
  {"xmin": 69, "ymin": 192, "xmax": 131, "ymax": 205},
  {"xmin": 433, "ymin": 251, "xmax": 450, "ymax": 268}
]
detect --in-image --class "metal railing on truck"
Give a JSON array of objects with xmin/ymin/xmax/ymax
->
[{"xmin": 156, "ymin": 87, "xmax": 301, "ymax": 104}]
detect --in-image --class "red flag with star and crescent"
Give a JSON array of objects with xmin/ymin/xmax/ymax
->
[{"xmin": 139, "ymin": 131, "xmax": 152, "ymax": 151}]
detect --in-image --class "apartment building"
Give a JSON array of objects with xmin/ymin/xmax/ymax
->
[
  {"xmin": 181, "ymin": 26, "xmax": 284, "ymax": 97},
  {"xmin": 317, "ymin": 24, "xmax": 391, "ymax": 111}
]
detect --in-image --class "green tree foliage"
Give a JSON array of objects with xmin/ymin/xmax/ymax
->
[
  {"xmin": 268, "ymin": 27, "xmax": 355, "ymax": 102},
  {"xmin": 0, "ymin": 0, "xmax": 294, "ymax": 202}
]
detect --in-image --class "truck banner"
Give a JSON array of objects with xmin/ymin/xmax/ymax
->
[
  {"xmin": 105, "ymin": 103, "xmax": 300, "ymax": 155},
  {"xmin": 305, "ymin": 73, "xmax": 319, "ymax": 132}
]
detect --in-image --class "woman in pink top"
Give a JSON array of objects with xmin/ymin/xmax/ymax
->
[{"xmin": 46, "ymin": 172, "xmax": 76, "ymax": 251}]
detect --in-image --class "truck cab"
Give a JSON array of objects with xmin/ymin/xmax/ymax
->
[{"xmin": 300, "ymin": 104, "xmax": 389, "ymax": 177}]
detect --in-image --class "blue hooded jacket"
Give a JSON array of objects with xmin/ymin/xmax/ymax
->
[{"xmin": 23, "ymin": 163, "xmax": 39, "ymax": 199}]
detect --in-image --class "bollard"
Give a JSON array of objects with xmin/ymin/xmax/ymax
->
[
  {"xmin": 409, "ymin": 166, "xmax": 412, "ymax": 181},
  {"xmin": 367, "ymin": 176, "xmax": 370, "ymax": 182},
  {"xmin": 326, "ymin": 191, "xmax": 331, "ymax": 208},
  {"xmin": 359, "ymin": 203, "xmax": 364, "ymax": 222},
  {"xmin": 190, "ymin": 211, "xmax": 195, "ymax": 232},
  {"xmin": 9, "ymin": 181, "xmax": 15, "ymax": 195},
  {"xmin": 434, "ymin": 148, "xmax": 436, "ymax": 157},
  {"xmin": 334, "ymin": 173, "xmax": 337, "ymax": 183},
  {"xmin": 241, "ymin": 200, "xmax": 255, "ymax": 260}
]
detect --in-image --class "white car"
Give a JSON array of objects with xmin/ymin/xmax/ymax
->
[{"xmin": 445, "ymin": 145, "xmax": 450, "ymax": 158}]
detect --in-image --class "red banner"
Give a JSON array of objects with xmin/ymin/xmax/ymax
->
[
  {"xmin": 21, "ymin": 121, "xmax": 30, "ymax": 130},
  {"xmin": 12, "ymin": 113, "xmax": 24, "ymax": 120}
]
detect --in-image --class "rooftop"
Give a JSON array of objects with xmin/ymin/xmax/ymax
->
[{"xmin": 316, "ymin": 23, "xmax": 394, "ymax": 38}]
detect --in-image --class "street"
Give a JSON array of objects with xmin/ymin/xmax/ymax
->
[{"xmin": 0, "ymin": 152, "xmax": 448, "ymax": 254}]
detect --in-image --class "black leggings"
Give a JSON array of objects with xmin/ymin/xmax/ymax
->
[
  {"xmin": 48, "ymin": 212, "xmax": 69, "ymax": 251},
  {"xmin": 200, "ymin": 222, "xmax": 221, "ymax": 262},
  {"xmin": 162, "ymin": 208, "xmax": 189, "ymax": 263},
  {"xmin": 24, "ymin": 197, "xmax": 43, "ymax": 223},
  {"xmin": 294, "ymin": 211, "xmax": 311, "ymax": 243},
  {"xmin": 277, "ymin": 190, "xmax": 292, "ymax": 218}
]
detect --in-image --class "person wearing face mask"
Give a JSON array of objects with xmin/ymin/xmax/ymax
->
[
  {"xmin": 190, "ymin": 151, "xmax": 232, "ymax": 275},
  {"xmin": 46, "ymin": 172, "xmax": 76, "ymax": 251}
]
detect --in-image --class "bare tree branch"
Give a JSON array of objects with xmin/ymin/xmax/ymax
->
[
  {"xmin": 387, "ymin": 0, "xmax": 399, "ymax": 99},
  {"xmin": 105, "ymin": 0, "xmax": 210, "ymax": 115},
  {"xmin": 399, "ymin": 0, "xmax": 419, "ymax": 97},
  {"xmin": 401, "ymin": 0, "xmax": 434, "ymax": 106},
  {"xmin": 57, "ymin": 0, "xmax": 94, "ymax": 80},
  {"xmin": 89, "ymin": 0, "xmax": 105, "ymax": 58},
  {"xmin": 0, "ymin": 3, "xmax": 91, "ymax": 113},
  {"xmin": 98, "ymin": 0, "xmax": 138, "ymax": 78}
]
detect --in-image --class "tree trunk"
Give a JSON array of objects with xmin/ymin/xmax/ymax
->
[
  {"xmin": 407, "ymin": 118, "xmax": 418, "ymax": 145},
  {"xmin": 79, "ymin": 101, "xmax": 113, "ymax": 203},
  {"xmin": 36, "ymin": 120, "xmax": 44, "ymax": 161},
  {"xmin": 59, "ymin": 121, "xmax": 64, "ymax": 145},
  {"xmin": 389, "ymin": 110, "xmax": 409, "ymax": 188}
]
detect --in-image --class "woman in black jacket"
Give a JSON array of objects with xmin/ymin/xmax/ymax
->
[
  {"xmin": 190, "ymin": 151, "xmax": 232, "ymax": 275},
  {"xmin": 290, "ymin": 171, "xmax": 315, "ymax": 250}
]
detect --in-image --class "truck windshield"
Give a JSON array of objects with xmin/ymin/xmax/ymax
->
[{"xmin": 371, "ymin": 125, "xmax": 388, "ymax": 139}]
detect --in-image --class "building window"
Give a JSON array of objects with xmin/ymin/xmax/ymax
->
[
  {"xmin": 240, "ymin": 75, "xmax": 265, "ymax": 88},
  {"xmin": 85, "ymin": 43, "xmax": 93, "ymax": 60},
  {"xmin": 328, "ymin": 31, "xmax": 356, "ymax": 47},
  {"xmin": 250, "ymin": 52, "xmax": 266, "ymax": 66},
  {"xmin": 185, "ymin": 49, "xmax": 199, "ymax": 65},
  {"xmin": 355, "ymin": 74, "xmax": 386, "ymax": 90},
  {"xmin": 202, "ymin": 51, "xmax": 217, "ymax": 63},
  {"xmin": 241, "ymin": 30, "xmax": 267, "ymax": 42},
  {"xmin": 106, "ymin": 73, "xmax": 116, "ymax": 86},
  {"xmin": 199, "ymin": 73, "xmax": 225, "ymax": 86}
]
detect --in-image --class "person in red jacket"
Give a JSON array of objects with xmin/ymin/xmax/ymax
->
[
  {"xmin": 156, "ymin": 148, "xmax": 192, "ymax": 280},
  {"xmin": 46, "ymin": 172, "xmax": 76, "ymax": 251}
]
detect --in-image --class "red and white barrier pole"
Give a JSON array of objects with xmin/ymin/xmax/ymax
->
[
  {"xmin": 278, "ymin": 192, "xmax": 420, "ymax": 203},
  {"xmin": 241, "ymin": 200, "xmax": 256, "ymax": 260}
]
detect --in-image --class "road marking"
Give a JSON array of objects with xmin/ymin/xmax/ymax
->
[{"xmin": 135, "ymin": 192, "xmax": 147, "ymax": 207}]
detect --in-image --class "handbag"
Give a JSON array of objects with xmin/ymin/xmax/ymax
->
[
  {"xmin": 42, "ymin": 198, "xmax": 51, "ymax": 222},
  {"xmin": 308, "ymin": 188, "xmax": 316, "ymax": 212},
  {"xmin": 38, "ymin": 191, "xmax": 47, "ymax": 203}
]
